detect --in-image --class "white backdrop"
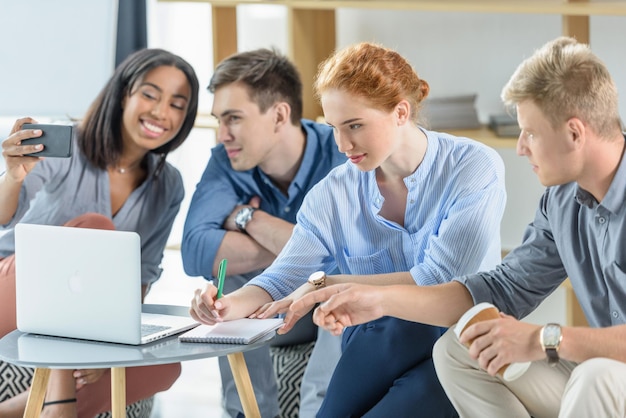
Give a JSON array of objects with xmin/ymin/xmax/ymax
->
[{"xmin": 0, "ymin": 0, "xmax": 117, "ymax": 119}]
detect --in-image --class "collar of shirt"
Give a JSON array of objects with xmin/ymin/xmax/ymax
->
[
  {"xmin": 290, "ymin": 120, "xmax": 326, "ymax": 194},
  {"xmin": 367, "ymin": 127, "xmax": 440, "ymax": 212},
  {"xmin": 254, "ymin": 120, "xmax": 330, "ymax": 200},
  {"xmin": 575, "ymin": 136, "xmax": 626, "ymax": 213}
]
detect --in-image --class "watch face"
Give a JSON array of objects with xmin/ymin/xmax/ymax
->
[
  {"xmin": 235, "ymin": 209, "xmax": 247, "ymax": 223},
  {"xmin": 235, "ymin": 207, "xmax": 254, "ymax": 230},
  {"xmin": 307, "ymin": 271, "xmax": 326, "ymax": 288},
  {"xmin": 308, "ymin": 271, "xmax": 325, "ymax": 282},
  {"xmin": 543, "ymin": 324, "xmax": 562, "ymax": 348}
]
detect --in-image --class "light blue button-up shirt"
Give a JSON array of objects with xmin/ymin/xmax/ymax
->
[
  {"xmin": 459, "ymin": 139, "xmax": 626, "ymax": 327},
  {"xmin": 248, "ymin": 129, "xmax": 507, "ymax": 299}
]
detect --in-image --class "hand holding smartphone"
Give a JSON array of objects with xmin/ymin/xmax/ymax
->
[{"xmin": 21, "ymin": 123, "xmax": 73, "ymax": 158}]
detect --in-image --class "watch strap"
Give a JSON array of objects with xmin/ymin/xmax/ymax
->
[
  {"xmin": 541, "ymin": 323, "xmax": 562, "ymax": 366},
  {"xmin": 545, "ymin": 348, "xmax": 559, "ymax": 365}
]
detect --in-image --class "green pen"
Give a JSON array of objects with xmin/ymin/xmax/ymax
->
[{"xmin": 216, "ymin": 258, "xmax": 228, "ymax": 299}]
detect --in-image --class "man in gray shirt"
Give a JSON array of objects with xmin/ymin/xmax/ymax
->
[{"xmin": 286, "ymin": 36, "xmax": 626, "ymax": 417}]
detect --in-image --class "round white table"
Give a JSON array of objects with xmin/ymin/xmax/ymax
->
[{"xmin": 0, "ymin": 305, "xmax": 273, "ymax": 418}]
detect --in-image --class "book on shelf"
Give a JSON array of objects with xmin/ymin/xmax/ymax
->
[
  {"xmin": 488, "ymin": 113, "xmax": 521, "ymax": 138},
  {"xmin": 421, "ymin": 94, "xmax": 481, "ymax": 130},
  {"xmin": 179, "ymin": 317, "xmax": 284, "ymax": 344}
]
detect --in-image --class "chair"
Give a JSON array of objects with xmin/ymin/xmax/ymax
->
[{"xmin": 269, "ymin": 309, "xmax": 318, "ymax": 418}]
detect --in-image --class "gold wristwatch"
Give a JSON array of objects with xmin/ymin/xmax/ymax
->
[{"xmin": 307, "ymin": 271, "xmax": 326, "ymax": 289}]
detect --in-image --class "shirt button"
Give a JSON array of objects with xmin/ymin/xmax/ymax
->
[
  {"xmin": 376, "ymin": 198, "xmax": 382, "ymax": 205},
  {"xmin": 409, "ymin": 199, "xmax": 415, "ymax": 204},
  {"xmin": 410, "ymin": 178, "xmax": 416, "ymax": 183},
  {"xmin": 598, "ymin": 217, "xmax": 606, "ymax": 224},
  {"xmin": 612, "ymin": 311, "xmax": 619, "ymax": 318},
  {"xmin": 284, "ymin": 206, "xmax": 291, "ymax": 213}
]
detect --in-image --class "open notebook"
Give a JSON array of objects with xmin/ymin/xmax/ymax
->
[{"xmin": 179, "ymin": 318, "xmax": 284, "ymax": 344}]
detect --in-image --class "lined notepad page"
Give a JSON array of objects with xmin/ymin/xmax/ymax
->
[{"xmin": 179, "ymin": 318, "xmax": 284, "ymax": 344}]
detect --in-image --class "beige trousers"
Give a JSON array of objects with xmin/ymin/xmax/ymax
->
[{"xmin": 433, "ymin": 327, "xmax": 626, "ymax": 418}]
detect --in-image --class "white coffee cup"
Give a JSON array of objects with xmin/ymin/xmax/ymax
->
[{"xmin": 454, "ymin": 303, "xmax": 531, "ymax": 381}]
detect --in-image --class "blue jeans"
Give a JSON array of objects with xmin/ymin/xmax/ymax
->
[{"xmin": 317, "ymin": 317, "xmax": 457, "ymax": 418}]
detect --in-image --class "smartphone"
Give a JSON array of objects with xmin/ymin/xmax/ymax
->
[{"xmin": 21, "ymin": 123, "xmax": 73, "ymax": 158}]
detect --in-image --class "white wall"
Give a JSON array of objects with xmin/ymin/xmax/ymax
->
[
  {"xmin": 0, "ymin": 0, "xmax": 117, "ymax": 119},
  {"xmin": 5, "ymin": 3, "xmax": 625, "ymax": 251}
]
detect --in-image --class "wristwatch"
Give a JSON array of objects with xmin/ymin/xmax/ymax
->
[
  {"xmin": 540, "ymin": 323, "xmax": 562, "ymax": 365},
  {"xmin": 307, "ymin": 271, "xmax": 327, "ymax": 289},
  {"xmin": 235, "ymin": 207, "xmax": 257, "ymax": 231}
]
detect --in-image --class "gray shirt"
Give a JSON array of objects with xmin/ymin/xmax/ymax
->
[
  {"xmin": 0, "ymin": 140, "xmax": 184, "ymax": 285},
  {"xmin": 457, "ymin": 140, "xmax": 626, "ymax": 328}
]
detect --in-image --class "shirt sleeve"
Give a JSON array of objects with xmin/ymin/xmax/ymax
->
[
  {"xmin": 181, "ymin": 149, "xmax": 239, "ymax": 279},
  {"xmin": 1, "ymin": 157, "xmax": 66, "ymax": 229},
  {"xmin": 456, "ymin": 188, "xmax": 568, "ymax": 318},
  {"xmin": 245, "ymin": 174, "xmax": 342, "ymax": 300},
  {"xmin": 246, "ymin": 214, "xmax": 337, "ymax": 301}
]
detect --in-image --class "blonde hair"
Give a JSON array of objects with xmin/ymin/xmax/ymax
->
[
  {"xmin": 502, "ymin": 36, "xmax": 622, "ymax": 137},
  {"xmin": 314, "ymin": 42, "xmax": 429, "ymax": 123}
]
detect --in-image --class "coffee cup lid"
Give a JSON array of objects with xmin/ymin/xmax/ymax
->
[{"xmin": 454, "ymin": 302, "xmax": 497, "ymax": 338}]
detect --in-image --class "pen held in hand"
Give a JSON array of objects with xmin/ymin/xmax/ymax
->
[{"xmin": 216, "ymin": 258, "xmax": 228, "ymax": 299}]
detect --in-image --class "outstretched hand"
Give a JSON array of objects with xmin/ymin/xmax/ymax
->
[{"xmin": 287, "ymin": 283, "xmax": 386, "ymax": 336}]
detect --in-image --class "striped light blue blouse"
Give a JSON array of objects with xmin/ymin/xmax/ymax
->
[{"xmin": 248, "ymin": 129, "xmax": 507, "ymax": 299}]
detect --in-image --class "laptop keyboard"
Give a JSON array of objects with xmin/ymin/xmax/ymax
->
[{"xmin": 141, "ymin": 323, "xmax": 170, "ymax": 337}]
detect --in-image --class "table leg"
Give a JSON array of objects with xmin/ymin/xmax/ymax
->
[
  {"xmin": 227, "ymin": 352, "xmax": 261, "ymax": 418},
  {"xmin": 110, "ymin": 367, "xmax": 126, "ymax": 418},
  {"xmin": 23, "ymin": 368, "xmax": 50, "ymax": 418}
]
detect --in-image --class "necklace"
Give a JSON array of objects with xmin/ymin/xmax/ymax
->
[{"xmin": 112, "ymin": 159, "xmax": 143, "ymax": 174}]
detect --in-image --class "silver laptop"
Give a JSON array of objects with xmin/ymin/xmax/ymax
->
[{"xmin": 14, "ymin": 223, "xmax": 198, "ymax": 345}]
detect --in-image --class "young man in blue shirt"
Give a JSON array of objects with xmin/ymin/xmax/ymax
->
[{"xmin": 181, "ymin": 48, "xmax": 345, "ymax": 418}]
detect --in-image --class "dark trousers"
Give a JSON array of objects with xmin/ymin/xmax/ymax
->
[{"xmin": 317, "ymin": 317, "xmax": 458, "ymax": 418}]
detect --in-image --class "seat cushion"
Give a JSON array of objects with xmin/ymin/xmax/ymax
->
[{"xmin": 270, "ymin": 341, "xmax": 315, "ymax": 418}]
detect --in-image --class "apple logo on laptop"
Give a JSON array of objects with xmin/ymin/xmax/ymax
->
[{"xmin": 67, "ymin": 270, "xmax": 84, "ymax": 293}]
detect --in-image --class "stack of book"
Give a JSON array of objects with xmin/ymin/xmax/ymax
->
[
  {"xmin": 488, "ymin": 113, "xmax": 521, "ymax": 137},
  {"xmin": 420, "ymin": 94, "xmax": 481, "ymax": 130}
]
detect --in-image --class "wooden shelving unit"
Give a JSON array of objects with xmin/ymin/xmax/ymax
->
[
  {"xmin": 193, "ymin": 114, "xmax": 519, "ymax": 149},
  {"xmin": 161, "ymin": 0, "xmax": 625, "ymax": 149}
]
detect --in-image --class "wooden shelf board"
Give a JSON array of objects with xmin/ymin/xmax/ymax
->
[
  {"xmin": 194, "ymin": 114, "xmax": 517, "ymax": 149},
  {"xmin": 448, "ymin": 127, "xmax": 518, "ymax": 149},
  {"xmin": 159, "ymin": 0, "xmax": 626, "ymax": 16}
]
